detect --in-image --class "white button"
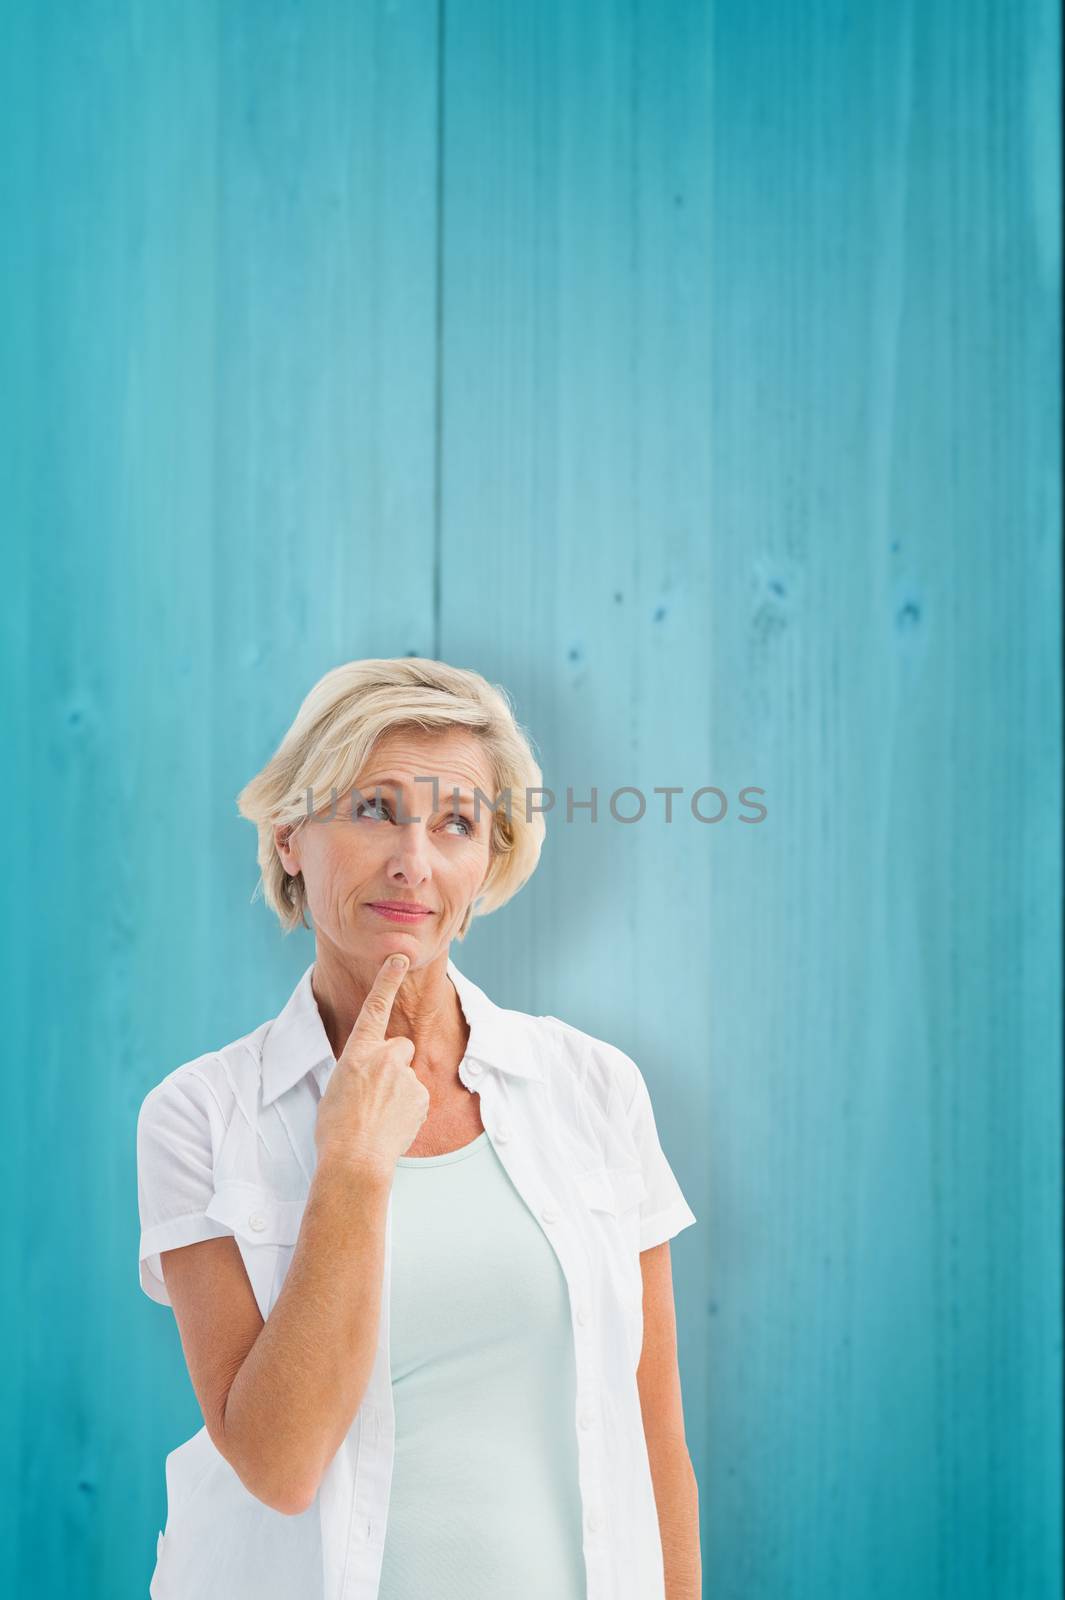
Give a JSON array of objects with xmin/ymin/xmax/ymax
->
[
  {"xmin": 576, "ymin": 1306, "xmax": 589, "ymax": 1326},
  {"xmin": 465, "ymin": 1061, "xmax": 482, "ymax": 1076},
  {"xmin": 540, "ymin": 1204, "xmax": 560, "ymax": 1223},
  {"xmin": 586, "ymin": 1509, "xmax": 603, "ymax": 1533},
  {"xmin": 494, "ymin": 1125, "xmax": 511, "ymax": 1143},
  {"xmin": 579, "ymin": 1409, "xmax": 595, "ymax": 1430},
  {"xmin": 248, "ymin": 1213, "xmax": 266, "ymax": 1233}
]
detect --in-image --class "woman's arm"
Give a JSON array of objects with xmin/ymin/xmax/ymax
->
[
  {"xmin": 636, "ymin": 1241, "xmax": 702, "ymax": 1600},
  {"xmin": 160, "ymin": 952, "xmax": 426, "ymax": 1516},
  {"xmin": 161, "ymin": 1153, "xmax": 392, "ymax": 1515}
]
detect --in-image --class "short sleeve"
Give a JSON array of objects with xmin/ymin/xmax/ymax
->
[
  {"xmin": 624, "ymin": 1062, "xmax": 697, "ymax": 1252},
  {"xmin": 136, "ymin": 1070, "xmax": 233, "ymax": 1306}
]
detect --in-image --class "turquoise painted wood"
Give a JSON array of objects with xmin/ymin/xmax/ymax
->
[{"xmin": 1, "ymin": 1, "xmax": 1059, "ymax": 1596}]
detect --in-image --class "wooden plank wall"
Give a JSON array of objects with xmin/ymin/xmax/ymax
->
[{"xmin": 1, "ymin": 1, "xmax": 1059, "ymax": 1596}]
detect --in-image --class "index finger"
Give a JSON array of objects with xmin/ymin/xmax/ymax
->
[{"xmin": 347, "ymin": 954, "xmax": 410, "ymax": 1047}]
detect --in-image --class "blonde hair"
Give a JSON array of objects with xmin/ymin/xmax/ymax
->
[{"xmin": 236, "ymin": 658, "xmax": 547, "ymax": 939}]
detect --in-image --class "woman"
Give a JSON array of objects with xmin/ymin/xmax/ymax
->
[{"xmin": 137, "ymin": 657, "xmax": 700, "ymax": 1599}]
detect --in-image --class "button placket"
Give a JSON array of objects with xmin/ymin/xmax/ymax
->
[{"xmin": 558, "ymin": 1239, "xmax": 606, "ymax": 1578}]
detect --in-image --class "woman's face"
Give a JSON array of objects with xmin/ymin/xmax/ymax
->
[{"xmin": 275, "ymin": 727, "xmax": 497, "ymax": 969}]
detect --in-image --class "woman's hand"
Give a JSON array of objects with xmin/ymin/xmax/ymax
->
[{"xmin": 314, "ymin": 954, "xmax": 430, "ymax": 1180}]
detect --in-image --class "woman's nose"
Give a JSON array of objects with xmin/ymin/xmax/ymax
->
[{"xmin": 387, "ymin": 826, "xmax": 432, "ymax": 882}]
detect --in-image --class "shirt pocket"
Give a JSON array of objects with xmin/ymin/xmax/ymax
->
[
  {"xmin": 204, "ymin": 1181, "xmax": 304, "ymax": 1320},
  {"xmin": 575, "ymin": 1163, "xmax": 647, "ymax": 1219}
]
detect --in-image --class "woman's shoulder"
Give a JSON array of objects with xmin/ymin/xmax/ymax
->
[
  {"xmin": 532, "ymin": 1010, "xmax": 642, "ymax": 1111},
  {"xmin": 137, "ymin": 1020, "xmax": 272, "ymax": 1134},
  {"xmin": 527, "ymin": 1010, "xmax": 653, "ymax": 1171}
]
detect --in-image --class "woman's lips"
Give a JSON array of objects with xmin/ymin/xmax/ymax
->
[{"xmin": 367, "ymin": 903, "xmax": 434, "ymax": 924}]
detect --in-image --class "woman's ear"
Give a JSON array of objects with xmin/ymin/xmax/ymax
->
[{"xmin": 274, "ymin": 821, "xmax": 301, "ymax": 875}]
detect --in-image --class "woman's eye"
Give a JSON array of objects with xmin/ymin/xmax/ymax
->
[
  {"xmin": 355, "ymin": 799, "xmax": 391, "ymax": 822},
  {"xmin": 353, "ymin": 800, "xmax": 471, "ymax": 836}
]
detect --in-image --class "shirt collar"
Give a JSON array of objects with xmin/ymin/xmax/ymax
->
[{"xmin": 260, "ymin": 955, "xmax": 544, "ymax": 1107}]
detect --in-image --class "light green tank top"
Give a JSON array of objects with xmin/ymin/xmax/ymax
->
[{"xmin": 377, "ymin": 1130, "xmax": 586, "ymax": 1598}]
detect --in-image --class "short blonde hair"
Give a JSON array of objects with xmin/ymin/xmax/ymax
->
[{"xmin": 236, "ymin": 657, "xmax": 547, "ymax": 939}]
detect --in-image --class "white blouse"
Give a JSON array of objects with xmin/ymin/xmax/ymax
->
[{"xmin": 137, "ymin": 956, "xmax": 698, "ymax": 1600}]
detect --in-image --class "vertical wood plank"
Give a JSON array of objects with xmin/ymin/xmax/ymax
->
[
  {"xmin": 439, "ymin": 0, "xmax": 1060, "ymax": 1596},
  {"xmin": 2, "ymin": 2, "xmax": 439, "ymax": 1594}
]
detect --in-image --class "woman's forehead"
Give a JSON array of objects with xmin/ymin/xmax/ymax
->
[{"xmin": 357, "ymin": 729, "xmax": 494, "ymax": 791}]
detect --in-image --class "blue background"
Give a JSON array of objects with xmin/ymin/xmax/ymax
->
[{"xmin": 1, "ymin": 1, "xmax": 1060, "ymax": 1596}]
